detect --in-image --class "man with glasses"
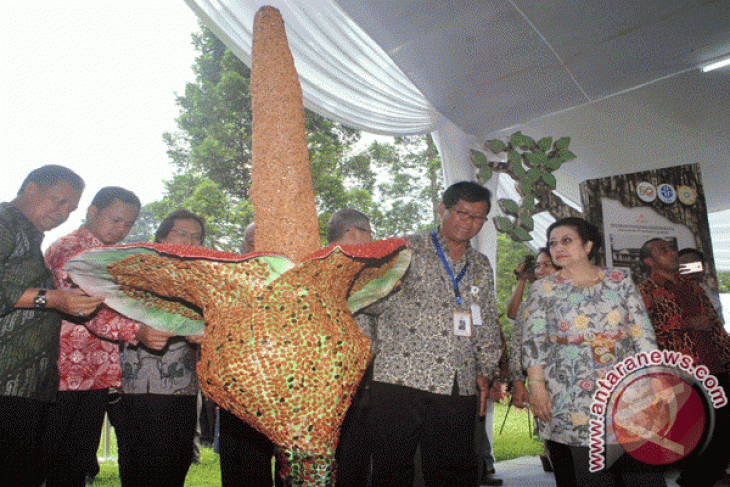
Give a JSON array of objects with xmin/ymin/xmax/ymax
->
[
  {"xmin": 363, "ymin": 181, "xmax": 502, "ymax": 487},
  {"xmin": 115, "ymin": 209, "xmax": 206, "ymax": 487}
]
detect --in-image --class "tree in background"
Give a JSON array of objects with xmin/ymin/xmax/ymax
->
[
  {"xmin": 127, "ymin": 25, "xmax": 442, "ymax": 251},
  {"xmin": 495, "ymin": 232, "xmax": 533, "ymax": 343}
]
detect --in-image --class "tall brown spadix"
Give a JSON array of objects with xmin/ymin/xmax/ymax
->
[{"xmin": 251, "ymin": 6, "xmax": 321, "ymax": 262}]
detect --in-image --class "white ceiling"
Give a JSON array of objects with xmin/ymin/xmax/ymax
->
[{"xmin": 334, "ymin": 0, "xmax": 730, "ymax": 212}]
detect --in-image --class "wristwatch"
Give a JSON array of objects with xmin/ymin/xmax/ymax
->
[{"xmin": 33, "ymin": 289, "xmax": 48, "ymax": 309}]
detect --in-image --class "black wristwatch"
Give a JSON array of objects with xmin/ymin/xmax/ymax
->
[{"xmin": 33, "ymin": 289, "xmax": 48, "ymax": 309}]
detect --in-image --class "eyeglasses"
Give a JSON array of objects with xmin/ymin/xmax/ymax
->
[
  {"xmin": 355, "ymin": 226, "xmax": 374, "ymax": 237},
  {"xmin": 168, "ymin": 229, "xmax": 203, "ymax": 244},
  {"xmin": 451, "ymin": 209, "xmax": 488, "ymax": 224}
]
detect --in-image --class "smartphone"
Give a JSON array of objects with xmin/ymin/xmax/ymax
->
[{"xmin": 679, "ymin": 261, "xmax": 703, "ymax": 274}]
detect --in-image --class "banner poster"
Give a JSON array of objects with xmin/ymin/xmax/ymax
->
[{"xmin": 579, "ymin": 163, "xmax": 719, "ymax": 290}]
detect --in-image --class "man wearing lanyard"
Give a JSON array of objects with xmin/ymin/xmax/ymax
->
[{"xmin": 364, "ymin": 181, "xmax": 502, "ymax": 487}]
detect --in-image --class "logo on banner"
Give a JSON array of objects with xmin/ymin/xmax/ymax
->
[
  {"xmin": 657, "ymin": 184, "xmax": 677, "ymax": 204},
  {"xmin": 636, "ymin": 182, "xmax": 657, "ymax": 203},
  {"xmin": 677, "ymin": 185, "xmax": 697, "ymax": 205},
  {"xmin": 589, "ymin": 350, "xmax": 726, "ymax": 472}
]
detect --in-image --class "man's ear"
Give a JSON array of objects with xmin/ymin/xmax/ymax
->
[
  {"xmin": 438, "ymin": 203, "xmax": 446, "ymax": 219},
  {"xmin": 86, "ymin": 205, "xmax": 98, "ymax": 221}
]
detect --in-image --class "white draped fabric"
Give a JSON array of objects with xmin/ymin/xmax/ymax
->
[
  {"xmin": 184, "ymin": 0, "xmax": 729, "ymax": 272},
  {"xmin": 185, "ymin": 0, "xmax": 435, "ymax": 135}
]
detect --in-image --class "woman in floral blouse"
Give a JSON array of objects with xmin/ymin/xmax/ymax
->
[{"xmin": 521, "ymin": 217, "xmax": 664, "ymax": 487}]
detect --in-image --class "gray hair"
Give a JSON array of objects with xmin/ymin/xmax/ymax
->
[{"xmin": 326, "ymin": 209, "xmax": 370, "ymax": 244}]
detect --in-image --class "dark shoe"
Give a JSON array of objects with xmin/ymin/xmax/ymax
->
[
  {"xmin": 480, "ymin": 468, "xmax": 504, "ymax": 486},
  {"xmin": 540, "ymin": 454, "xmax": 554, "ymax": 472}
]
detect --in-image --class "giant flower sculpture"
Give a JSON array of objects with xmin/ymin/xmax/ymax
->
[
  {"xmin": 64, "ymin": 239, "xmax": 409, "ymax": 485},
  {"xmin": 64, "ymin": 7, "xmax": 412, "ymax": 485}
]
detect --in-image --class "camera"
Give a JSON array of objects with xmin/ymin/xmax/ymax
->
[{"xmin": 515, "ymin": 254, "xmax": 536, "ymax": 277}]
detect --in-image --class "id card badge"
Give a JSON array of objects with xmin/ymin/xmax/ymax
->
[
  {"xmin": 454, "ymin": 312, "xmax": 472, "ymax": 337},
  {"xmin": 471, "ymin": 304, "xmax": 483, "ymax": 326}
]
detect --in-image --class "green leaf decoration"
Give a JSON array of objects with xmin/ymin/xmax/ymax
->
[
  {"xmin": 513, "ymin": 227, "xmax": 532, "ymax": 242},
  {"xmin": 494, "ymin": 216, "xmax": 515, "ymax": 233},
  {"xmin": 545, "ymin": 156, "xmax": 563, "ymax": 170},
  {"xmin": 538, "ymin": 137, "xmax": 553, "ymax": 152},
  {"xmin": 485, "ymin": 139, "xmax": 507, "ymax": 153},
  {"xmin": 518, "ymin": 213, "xmax": 535, "ymax": 231},
  {"xmin": 508, "ymin": 150, "xmax": 525, "ymax": 177},
  {"xmin": 524, "ymin": 151, "xmax": 547, "ymax": 168},
  {"xmin": 479, "ymin": 164, "xmax": 493, "ymax": 182},
  {"xmin": 542, "ymin": 171, "xmax": 557, "ymax": 189},
  {"xmin": 509, "ymin": 131, "xmax": 524, "ymax": 146},
  {"xmin": 554, "ymin": 137, "xmax": 571, "ymax": 150},
  {"xmin": 471, "ymin": 149, "xmax": 489, "ymax": 166},
  {"xmin": 558, "ymin": 149, "xmax": 577, "ymax": 161},
  {"xmin": 498, "ymin": 198, "xmax": 520, "ymax": 215},
  {"xmin": 521, "ymin": 194, "xmax": 535, "ymax": 210},
  {"xmin": 523, "ymin": 168, "xmax": 542, "ymax": 183}
]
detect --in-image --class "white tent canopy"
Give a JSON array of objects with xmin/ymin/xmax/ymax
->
[{"xmin": 185, "ymin": 0, "xmax": 730, "ymax": 271}]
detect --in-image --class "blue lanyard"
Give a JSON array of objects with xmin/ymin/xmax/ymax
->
[{"xmin": 431, "ymin": 230, "xmax": 469, "ymax": 304}]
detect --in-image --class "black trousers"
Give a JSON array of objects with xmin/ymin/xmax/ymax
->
[
  {"xmin": 334, "ymin": 364, "xmax": 373, "ymax": 487},
  {"xmin": 677, "ymin": 371, "xmax": 730, "ymax": 487},
  {"xmin": 218, "ymin": 407, "xmax": 283, "ymax": 487},
  {"xmin": 114, "ymin": 393, "xmax": 197, "ymax": 487},
  {"xmin": 0, "ymin": 396, "xmax": 50, "ymax": 487},
  {"xmin": 43, "ymin": 389, "xmax": 110, "ymax": 487},
  {"xmin": 545, "ymin": 440, "xmax": 667, "ymax": 487},
  {"xmin": 367, "ymin": 381, "xmax": 478, "ymax": 487}
]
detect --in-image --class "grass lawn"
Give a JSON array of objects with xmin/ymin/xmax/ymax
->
[{"xmin": 91, "ymin": 402, "xmax": 542, "ymax": 486}]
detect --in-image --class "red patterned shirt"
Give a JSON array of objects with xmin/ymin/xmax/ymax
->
[
  {"xmin": 639, "ymin": 271, "xmax": 730, "ymax": 373},
  {"xmin": 45, "ymin": 227, "xmax": 141, "ymax": 390}
]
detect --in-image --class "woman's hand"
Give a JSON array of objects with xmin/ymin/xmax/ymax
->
[{"xmin": 529, "ymin": 381, "xmax": 552, "ymax": 422}]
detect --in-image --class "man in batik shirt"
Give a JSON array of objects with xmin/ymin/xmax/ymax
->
[
  {"xmin": 44, "ymin": 186, "xmax": 173, "ymax": 485},
  {"xmin": 364, "ymin": 181, "xmax": 502, "ymax": 487},
  {"xmin": 639, "ymin": 237, "xmax": 730, "ymax": 487}
]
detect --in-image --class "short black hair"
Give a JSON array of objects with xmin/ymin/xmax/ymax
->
[
  {"xmin": 547, "ymin": 217, "xmax": 603, "ymax": 260},
  {"xmin": 678, "ymin": 247, "xmax": 704, "ymax": 262},
  {"xmin": 326, "ymin": 209, "xmax": 370, "ymax": 244},
  {"xmin": 154, "ymin": 209, "xmax": 206, "ymax": 244},
  {"xmin": 442, "ymin": 181, "xmax": 492, "ymax": 214},
  {"xmin": 90, "ymin": 187, "xmax": 141, "ymax": 211},
  {"xmin": 639, "ymin": 238, "xmax": 667, "ymax": 262},
  {"xmin": 18, "ymin": 165, "xmax": 85, "ymax": 195}
]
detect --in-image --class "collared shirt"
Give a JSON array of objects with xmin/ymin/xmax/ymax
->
[
  {"xmin": 365, "ymin": 229, "xmax": 501, "ymax": 396},
  {"xmin": 45, "ymin": 227, "xmax": 141, "ymax": 390},
  {"xmin": 639, "ymin": 271, "xmax": 730, "ymax": 373},
  {"xmin": 120, "ymin": 338, "xmax": 199, "ymax": 396},
  {"xmin": 0, "ymin": 202, "xmax": 61, "ymax": 401},
  {"xmin": 522, "ymin": 269, "xmax": 658, "ymax": 446}
]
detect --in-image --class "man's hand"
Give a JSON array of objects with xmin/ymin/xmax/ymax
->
[
  {"xmin": 528, "ymin": 382, "xmax": 551, "ymax": 422},
  {"xmin": 135, "ymin": 324, "xmax": 175, "ymax": 351},
  {"xmin": 48, "ymin": 288, "xmax": 104, "ymax": 317},
  {"xmin": 488, "ymin": 380, "xmax": 506, "ymax": 403},
  {"xmin": 511, "ymin": 380, "xmax": 529, "ymax": 408},
  {"xmin": 185, "ymin": 333, "xmax": 205, "ymax": 345},
  {"xmin": 477, "ymin": 376, "xmax": 491, "ymax": 417}
]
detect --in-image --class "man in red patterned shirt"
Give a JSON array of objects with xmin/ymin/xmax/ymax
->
[
  {"xmin": 43, "ymin": 187, "xmax": 175, "ymax": 486},
  {"xmin": 639, "ymin": 237, "xmax": 730, "ymax": 487}
]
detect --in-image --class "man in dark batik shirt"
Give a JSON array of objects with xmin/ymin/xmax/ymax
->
[
  {"xmin": 639, "ymin": 238, "xmax": 730, "ymax": 487},
  {"xmin": 0, "ymin": 165, "xmax": 103, "ymax": 486}
]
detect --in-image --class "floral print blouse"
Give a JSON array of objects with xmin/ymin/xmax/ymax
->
[{"xmin": 520, "ymin": 268, "xmax": 658, "ymax": 446}]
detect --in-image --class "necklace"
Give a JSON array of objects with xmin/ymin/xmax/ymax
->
[{"xmin": 560, "ymin": 269, "xmax": 602, "ymax": 287}]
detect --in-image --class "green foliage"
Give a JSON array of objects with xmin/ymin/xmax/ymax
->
[
  {"xmin": 132, "ymin": 25, "xmax": 442, "ymax": 251},
  {"xmin": 719, "ymin": 273, "xmax": 729, "ymax": 292},
  {"xmin": 495, "ymin": 233, "xmax": 533, "ymax": 341}
]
